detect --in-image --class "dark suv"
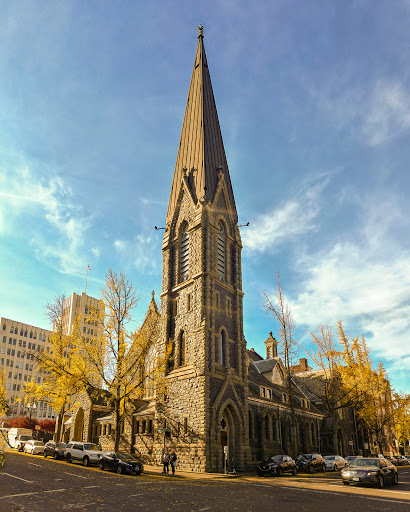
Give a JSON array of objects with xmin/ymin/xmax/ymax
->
[
  {"xmin": 257, "ymin": 454, "xmax": 297, "ymax": 477},
  {"xmin": 295, "ymin": 453, "xmax": 326, "ymax": 473}
]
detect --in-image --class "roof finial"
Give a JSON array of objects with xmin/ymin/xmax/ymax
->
[{"xmin": 198, "ymin": 25, "xmax": 204, "ymax": 39}]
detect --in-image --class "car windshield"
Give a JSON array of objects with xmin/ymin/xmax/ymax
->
[
  {"xmin": 352, "ymin": 458, "xmax": 380, "ymax": 467},
  {"xmin": 34, "ymin": 441, "xmax": 44, "ymax": 446},
  {"xmin": 324, "ymin": 456, "xmax": 335, "ymax": 460},
  {"xmin": 264, "ymin": 455, "xmax": 282, "ymax": 463},
  {"xmin": 83, "ymin": 444, "xmax": 100, "ymax": 451},
  {"xmin": 296, "ymin": 454, "xmax": 311, "ymax": 461},
  {"xmin": 116, "ymin": 452, "xmax": 134, "ymax": 460},
  {"xmin": 56, "ymin": 443, "xmax": 66, "ymax": 449},
  {"xmin": 20, "ymin": 436, "xmax": 31, "ymax": 441}
]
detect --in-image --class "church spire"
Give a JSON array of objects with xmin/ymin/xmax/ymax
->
[{"xmin": 166, "ymin": 26, "xmax": 238, "ymax": 224}]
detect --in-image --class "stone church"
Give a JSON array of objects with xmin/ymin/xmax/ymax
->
[{"xmin": 69, "ymin": 28, "xmax": 362, "ymax": 472}]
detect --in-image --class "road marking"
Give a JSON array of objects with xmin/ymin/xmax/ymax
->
[
  {"xmin": 83, "ymin": 485, "xmax": 99, "ymax": 489},
  {"xmin": 27, "ymin": 462, "xmax": 42, "ymax": 467},
  {"xmin": 130, "ymin": 494, "xmax": 143, "ymax": 497},
  {"xmin": 198, "ymin": 508, "xmax": 211, "ymax": 511},
  {"xmin": 0, "ymin": 489, "xmax": 66, "ymax": 500},
  {"xmin": 63, "ymin": 472, "xmax": 90, "ymax": 479},
  {"xmin": 0, "ymin": 473, "xmax": 35, "ymax": 484},
  {"xmin": 364, "ymin": 497, "xmax": 410, "ymax": 504}
]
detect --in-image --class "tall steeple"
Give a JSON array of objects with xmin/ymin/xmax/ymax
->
[{"xmin": 166, "ymin": 25, "xmax": 238, "ymax": 224}]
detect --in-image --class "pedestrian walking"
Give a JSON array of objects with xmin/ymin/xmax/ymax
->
[
  {"xmin": 162, "ymin": 451, "xmax": 170, "ymax": 475},
  {"xmin": 170, "ymin": 451, "xmax": 177, "ymax": 476}
]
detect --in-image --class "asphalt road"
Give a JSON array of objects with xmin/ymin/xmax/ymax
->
[{"xmin": 1, "ymin": 451, "xmax": 410, "ymax": 512}]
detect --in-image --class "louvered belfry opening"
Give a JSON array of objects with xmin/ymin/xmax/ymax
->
[
  {"xmin": 180, "ymin": 224, "xmax": 189, "ymax": 282},
  {"xmin": 217, "ymin": 222, "xmax": 226, "ymax": 281}
]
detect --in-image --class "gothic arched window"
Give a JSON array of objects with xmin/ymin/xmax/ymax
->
[
  {"xmin": 180, "ymin": 223, "xmax": 189, "ymax": 282},
  {"xmin": 220, "ymin": 330, "xmax": 226, "ymax": 366},
  {"xmin": 217, "ymin": 222, "xmax": 226, "ymax": 281},
  {"xmin": 179, "ymin": 331, "xmax": 186, "ymax": 367}
]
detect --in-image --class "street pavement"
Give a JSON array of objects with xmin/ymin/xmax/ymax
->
[{"xmin": 1, "ymin": 449, "xmax": 410, "ymax": 511}]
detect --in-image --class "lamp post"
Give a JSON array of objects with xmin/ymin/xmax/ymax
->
[{"xmin": 27, "ymin": 403, "xmax": 37, "ymax": 430}]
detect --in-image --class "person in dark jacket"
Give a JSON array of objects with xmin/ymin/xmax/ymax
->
[{"xmin": 170, "ymin": 451, "xmax": 177, "ymax": 476}]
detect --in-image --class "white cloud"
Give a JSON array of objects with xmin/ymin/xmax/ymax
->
[
  {"xmin": 289, "ymin": 199, "xmax": 410, "ymax": 364},
  {"xmin": 114, "ymin": 234, "xmax": 160, "ymax": 273},
  {"xmin": 304, "ymin": 75, "xmax": 410, "ymax": 146},
  {"xmin": 0, "ymin": 166, "xmax": 95, "ymax": 274},
  {"xmin": 242, "ymin": 176, "xmax": 328, "ymax": 252}
]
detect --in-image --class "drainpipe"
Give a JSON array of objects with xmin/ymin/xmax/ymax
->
[
  {"xmin": 317, "ymin": 418, "xmax": 321, "ymax": 453},
  {"xmin": 278, "ymin": 408, "xmax": 283, "ymax": 453}
]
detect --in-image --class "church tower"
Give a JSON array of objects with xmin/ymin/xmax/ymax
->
[{"xmin": 160, "ymin": 26, "xmax": 250, "ymax": 472}]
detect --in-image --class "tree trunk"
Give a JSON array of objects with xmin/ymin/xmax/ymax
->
[
  {"xmin": 114, "ymin": 399, "xmax": 121, "ymax": 452},
  {"xmin": 55, "ymin": 404, "xmax": 66, "ymax": 442}
]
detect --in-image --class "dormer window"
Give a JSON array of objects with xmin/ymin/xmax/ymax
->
[
  {"xmin": 282, "ymin": 393, "xmax": 289, "ymax": 403},
  {"xmin": 217, "ymin": 222, "xmax": 226, "ymax": 281}
]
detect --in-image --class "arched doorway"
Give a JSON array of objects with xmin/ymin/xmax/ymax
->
[
  {"xmin": 74, "ymin": 407, "xmax": 84, "ymax": 441},
  {"xmin": 218, "ymin": 403, "xmax": 241, "ymax": 473}
]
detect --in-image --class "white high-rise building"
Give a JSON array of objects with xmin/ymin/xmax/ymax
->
[{"xmin": 0, "ymin": 292, "xmax": 102, "ymax": 420}]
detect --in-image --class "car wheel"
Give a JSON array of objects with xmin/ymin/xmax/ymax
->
[
  {"xmin": 54, "ymin": 453, "xmax": 58, "ymax": 460},
  {"xmin": 292, "ymin": 467, "xmax": 297, "ymax": 476},
  {"xmin": 83, "ymin": 456, "xmax": 90, "ymax": 467},
  {"xmin": 377, "ymin": 475, "xmax": 384, "ymax": 488},
  {"xmin": 343, "ymin": 481, "xmax": 349, "ymax": 486},
  {"xmin": 309, "ymin": 465, "xmax": 314, "ymax": 474},
  {"xmin": 322, "ymin": 464, "xmax": 326, "ymax": 473},
  {"xmin": 135, "ymin": 470, "xmax": 142, "ymax": 476},
  {"xmin": 332, "ymin": 464, "xmax": 337, "ymax": 472},
  {"xmin": 66, "ymin": 453, "xmax": 72, "ymax": 463},
  {"xmin": 277, "ymin": 467, "xmax": 283, "ymax": 477},
  {"xmin": 44, "ymin": 452, "xmax": 47, "ymax": 458},
  {"xmin": 393, "ymin": 472, "xmax": 399, "ymax": 485},
  {"xmin": 117, "ymin": 464, "xmax": 123, "ymax": 474},
  {"xmin": 99, "ymin": 460, "xmax": 105, "ymax": 471}
]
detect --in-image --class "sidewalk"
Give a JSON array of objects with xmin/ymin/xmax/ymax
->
[{"xmin": 143, "ymin": 464, "xmax": 255, "ymax": 480}]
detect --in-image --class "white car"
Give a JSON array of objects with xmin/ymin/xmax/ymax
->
[
  {"xmin": 24, "ymin": 440, "xmax": 45, "ymax": 455},
  {"xmin": 324, "ymin": 455, "xmax": 347, "ymax": 471},
  {"xmin": 65, "ymin": 441, "xmax": 103, "ymax": 466}
]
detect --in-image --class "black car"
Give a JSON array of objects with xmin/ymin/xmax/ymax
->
[
  {"xmin": 98, "ymin": 451, "xmax": 143, "ymax": 475},
  {"xmin": 257, "ymin": 454, "xmax": 297, "ymax": 477},
  {"xmin": 44, "ymin": 441, "xmax": 67, "ymax": 460},
  {"xmin": 395, "ymin": 455, "xmax": 410, "ymax": 466},
  {"xmin": 341, "ymin": 457, "xmax": 398, "ymax": 487},
  {"xmin": 295, "ymin": 453, "xmax": 326, "ymax": 473}
]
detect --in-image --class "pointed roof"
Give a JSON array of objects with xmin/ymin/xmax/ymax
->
[{"xmin": 166, "ymin": 27, "xmax": 238, "ymax": 224}]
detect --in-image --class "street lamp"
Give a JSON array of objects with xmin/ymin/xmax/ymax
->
[{"xmin": 27, "ymin": 403, "xmax": 37, "ymax": 430}]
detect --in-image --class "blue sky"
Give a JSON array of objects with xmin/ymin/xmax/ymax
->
[{"xmin": 1, "ymin": 1, "xmax": 409, "ymax": 393}]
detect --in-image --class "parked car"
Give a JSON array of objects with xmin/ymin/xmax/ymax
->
[
  {"xmin": 345, "ymin": 455, "xmax": 362, "ymax": 466},
  {"xmin": 24, "ymin": 440, "xmax": 45, "ymax": 455},
  {"xmin": 98, "ymin": 451, "xmax": 143, "ymax": 475},
  {"xmin": 324, "ymin": 455, "xmax": 347, "ymax": 471},
  {"xmin": 65, "ymin": 441, "xmax": 103, "ymax": 466},
  {"xmin": 257, "ymin": 454, "xmax": 297, "ymax": 477},
  {"xmin": 14, "ymin": 435, "xmax": 33, "ymax": 452},
  {"xmin": 341, "ymin": 457, "xmax": 398, "ymax": 488},
  {"xmin": 384, "ymin": 456, "xmax": 398, "ymax": 466},
  {"xmin": 44, "ymin": 441, "xmax": 67, "ymax": 460},
  {"xmin": 395, "ymin": 455, "xmax": 410, "ymax": 466},
  {"xmin": 295, "ymin": 453, "xmax": 326, "ymax": 473}
]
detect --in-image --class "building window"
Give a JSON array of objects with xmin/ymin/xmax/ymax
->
[
  {"xmin": 220, "ymin": 331, "xmax": 226, "ymax": 366},
  {"xmin": 184, "ymin": 417, "xmax": 188, "ymax": 435},
  {"xmin": 187, "ymin": 293, "xmax": 192, "ymax": 312},
  {"xmin": 214, "ymin": 291, "xmax": 220, "ymax": 311},
  {"xmin": 148, "ymin": 420, "xmax": 153, "ymax": 434},
  {"xmin": 260, "ymin": 387, "xmax": 266, "ymax": 397},
  {"xmin": 217, "ymin": 222, "xmax": 226, "ymax": 281},
  {"xmin": 180, "ymin": 223, "xmax": 189, "ymax": 282},
  {"xmin": 179, "ymin": 331, "xmax": 186, "ymax": 367},
  {"xmin": 226, "ymin": 297, "xmax": 232, "ymax": 317}
]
